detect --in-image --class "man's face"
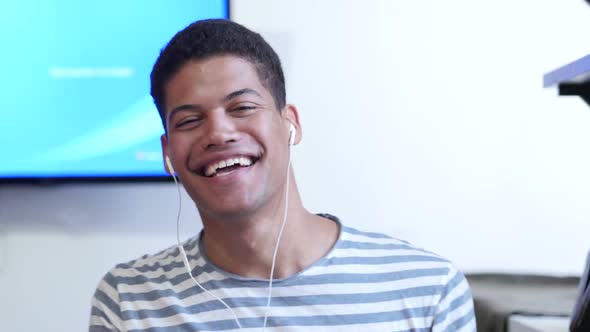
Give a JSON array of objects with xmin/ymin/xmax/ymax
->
[{"xmin": 161, "ymin": 55, "xmax": 298, "ymax": 220}]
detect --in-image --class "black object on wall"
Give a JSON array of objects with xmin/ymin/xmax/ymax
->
[
  {"xmin": 544, "ymin": 54, "xmax": 590, "ymax": 107},
  {"xmin": 570, "ymin": 251, "xmax": 590, "ymax": 332}
]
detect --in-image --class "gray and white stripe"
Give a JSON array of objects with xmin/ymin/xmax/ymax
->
[{"xmin": 90, "ymin": 219, "xmax": 476, "ymax": 331}]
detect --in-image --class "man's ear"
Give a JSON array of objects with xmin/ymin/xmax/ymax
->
[
  {"xmin": 283, "ymin": 104, "xmax": 302, "ymax": 145},
  {"xmin": 161, "ymin": 134, "xmax": 174, "ymax": 175}
]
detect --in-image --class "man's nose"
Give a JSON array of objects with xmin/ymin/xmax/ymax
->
[{"xmin": 201, "ymin": 110, "xmax": 240, "ymax": 150}]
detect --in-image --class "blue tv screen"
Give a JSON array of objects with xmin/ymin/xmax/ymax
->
[{"xmin": 0, "ymin": 1, "xmax": 229, "ymax": 181}]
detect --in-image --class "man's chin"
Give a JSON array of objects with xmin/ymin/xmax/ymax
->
[{"xmin": 197, "ymin": 201, "xmax": 261, "ymax": 222}]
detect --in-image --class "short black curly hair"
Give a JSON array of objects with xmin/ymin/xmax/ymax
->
[{"xmin": 150, "ymin": 19, "xmax": 286, "ymax": 132}]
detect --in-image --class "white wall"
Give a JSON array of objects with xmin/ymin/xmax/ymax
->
[
  {"xmin": 1, "ymin": 1, "xmax": 590, "ymax": 331},
  {"xmin": 234, "ymin": 0, "xmax": 590, "ymax": 273}
]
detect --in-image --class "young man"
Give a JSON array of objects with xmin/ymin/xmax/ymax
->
[{"xmin": 90, "ymin": 19, "xmax": 476, "ymax": 331}]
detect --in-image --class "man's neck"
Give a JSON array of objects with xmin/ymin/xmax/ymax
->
[{"xmin": 199, "ymin": 191, "xmax": 339, "ymax": 280}]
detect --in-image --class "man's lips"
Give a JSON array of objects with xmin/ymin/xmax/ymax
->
[
  {"xmin": 199, "ymin": 157, "xmax": 259, "ymax": 184},
  {"xmin": 195, "ymin": 154, "xmax": 260, "ymax": 177}
]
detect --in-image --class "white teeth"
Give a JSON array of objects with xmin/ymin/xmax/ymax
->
[
  {"xmin": 240, "ymin": 157, "xmax": 252, "ymax": 166},
  {"xmin": 205, "ymin": 165, "xmax": 216, "ymax": 177},
  {"xmin": 204, "ymin": 156, "xmax": 254, "ymax": 177}
]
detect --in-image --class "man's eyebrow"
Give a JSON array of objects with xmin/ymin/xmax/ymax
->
[{"xmin": 223, "ymin": 88, "xmax": 262, "ymax": 102}]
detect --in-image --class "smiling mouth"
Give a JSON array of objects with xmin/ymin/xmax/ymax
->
[{"xmin": 200, "ymin": 156, "xmax": 259, "ymax": 177}]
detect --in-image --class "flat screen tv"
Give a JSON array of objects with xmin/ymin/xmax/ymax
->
[{"xmin": 0, "ymin": 0, "xmax": 229, "ymax": 182}]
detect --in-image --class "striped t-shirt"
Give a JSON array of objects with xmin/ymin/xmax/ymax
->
[{"xmin": 90, "ymin": 216, "xmax": 476, "ymax": 331}]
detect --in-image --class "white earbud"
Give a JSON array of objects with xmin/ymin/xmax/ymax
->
[
  {"xmin": 289, "ymin": 123, "xmax": 297, "ymax": 146},
  {"xmin": 165, "ymin": 155, "xmax": 176, "ymax": 174}
]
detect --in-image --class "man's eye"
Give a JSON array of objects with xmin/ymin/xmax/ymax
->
[
  {"xmin": 176, "ymin": 117, "xmax": 201, "ymax": 128},
  {"xmin": 232, "ymin": 106, "xmax": 256, "ymax": 113}
]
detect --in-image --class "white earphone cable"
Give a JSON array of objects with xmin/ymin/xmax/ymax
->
[
  {"xmin": 170, "ymin": 125, "xmax": 295, "ymax": 331},
  {"xmin": 261, "ymin": 146, "xmax": 292, "ymax": 331},
  {"xmin": 172, "ymin": 171, "xmax": 243, "ymax": 329}
]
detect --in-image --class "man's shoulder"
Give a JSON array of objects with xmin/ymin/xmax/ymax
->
[
  {"xmin": 339, "ymin": 224, "xmax": 449, "ymax": 261},
  {"xmin": 107, "ymin": 236, "xmax": 198, "ymax": 279},
  {"xmin": 335, "ymin": 224, "xmax": 461, "ymax": 282}
]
